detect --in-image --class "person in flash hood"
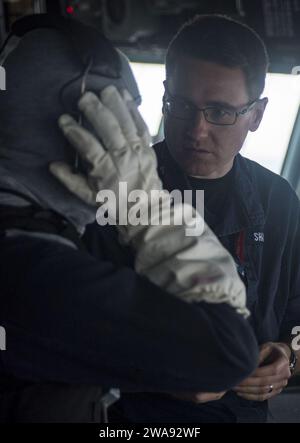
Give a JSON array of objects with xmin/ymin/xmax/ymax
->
[{"xmin": 0, "ymin": 14, "xmax": 258, "ymax": 423}]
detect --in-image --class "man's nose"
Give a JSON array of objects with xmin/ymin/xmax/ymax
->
[{"xmin": 186, "ymin": 110, "xmax": 209, "ymax": 138}]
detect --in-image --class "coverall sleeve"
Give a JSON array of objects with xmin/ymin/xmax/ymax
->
[{"xmin": 0, "ymin": 236, "xmax": 258, "ymax": 393}]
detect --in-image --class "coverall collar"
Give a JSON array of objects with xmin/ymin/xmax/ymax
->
[{"xmin": 154, "ymin": 140, "xmax": 265, "ymax": 236}]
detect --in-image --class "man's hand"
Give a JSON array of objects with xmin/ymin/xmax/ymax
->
[
  {"xmin": 172, "ymin": 391, "xmax": 226, "ymax": 404},
  {"xmin": 233, "ymin": 342, "xmax": 291, "ymax": 401}
]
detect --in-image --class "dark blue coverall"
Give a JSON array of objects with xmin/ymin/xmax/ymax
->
[
  {"xmin": 114, "ymin": 140, "xmax": 300, "ymax": 423},
  {"xmin": 0, "ymin": 195, "xmax": 258, "ymax": 422}
]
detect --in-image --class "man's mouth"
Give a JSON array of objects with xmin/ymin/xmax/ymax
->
[{"xmin": 184, "ymin": 145, "xmax": 211, "ymax": 154}]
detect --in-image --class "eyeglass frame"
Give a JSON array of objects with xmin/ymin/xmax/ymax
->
[{"xmin": 163, "ymin": 81, "xmax": 260, "ymax": 126}]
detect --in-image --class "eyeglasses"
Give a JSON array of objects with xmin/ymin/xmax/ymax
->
[{"xmin": 164, "ymin": 86, "xmax": 258, "ymax": 126}]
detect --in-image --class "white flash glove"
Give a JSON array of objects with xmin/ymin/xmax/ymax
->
[{"xmin": 50, "ymin": 86, "xmax": 249, "ymax": 317}]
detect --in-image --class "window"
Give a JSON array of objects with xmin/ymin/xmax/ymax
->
[
  {"xmin": 240, "ymin": 73, "xmax": 300, "ymax": 174},
  {"xmin": 130, "ymin": 62, "xmax": 165, "ymax": 137},
  {"xmin": 131, "ymin": 62, "xmax": 300, "ymax": 175}
]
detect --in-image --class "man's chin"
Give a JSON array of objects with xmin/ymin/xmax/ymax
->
[
  {"xmin": 181, "ymin": 160, "xmax": 216, "ymax": 178},
  {"xmin": 168, "ymin": 148, "xmax": 217, "ymax": 178}
]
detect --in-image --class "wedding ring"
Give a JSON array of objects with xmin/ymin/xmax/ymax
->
[{"xmin": 268, "ymin": 384, "xmax": 274, "ymax": 393}]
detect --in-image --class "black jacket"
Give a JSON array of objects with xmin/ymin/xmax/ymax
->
[{"xmin": 115, "ymin": 140, "xmax": 300, "ymax": 423}]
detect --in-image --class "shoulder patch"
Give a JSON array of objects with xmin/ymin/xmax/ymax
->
[{"xmin": 253, "ymin": 232, "xmax": 264, "ymax": 242}]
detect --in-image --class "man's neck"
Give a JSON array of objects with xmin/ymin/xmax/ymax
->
[{"xmin": 189, "ymin": 159, "xmax": 234, "ymax": 179}]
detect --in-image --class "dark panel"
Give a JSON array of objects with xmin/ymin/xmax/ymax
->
[{"xmin": 2, "ymin": 0, "xmax": 300, "ymax": 71}]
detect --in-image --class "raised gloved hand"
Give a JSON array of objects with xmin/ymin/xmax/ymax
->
[
  {"xmin": 50, "ymin": 86, "xmax": 249, "ymax": 317},
  {"xmin": 51, "ymin": 87, "xmax": 156, "ymax": 208}
]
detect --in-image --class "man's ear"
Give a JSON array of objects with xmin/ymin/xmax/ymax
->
[
  {"xmin": 162, "ymin": 79, "xmax": 167, "ymax": 114},
  {"xmin": 249, "ymin": 97, "xmax": 268, "ymax": 132},
  {"xmin": 162, "ymin": 94, "xmax": 167, "ymax": 115}
]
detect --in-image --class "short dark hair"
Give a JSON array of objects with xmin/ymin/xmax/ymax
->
[{"xmin": 166, "ymin": 14, "xmax": 269, "ymax": 100}]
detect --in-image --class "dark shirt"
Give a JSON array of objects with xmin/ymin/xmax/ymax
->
[
  {"xmin": 188, "ymin": 166, "xmax": 235, "ymax": 230},
  {"xmin": 188, "ymin": 166, "xmax": 245, "ymax": 286}
]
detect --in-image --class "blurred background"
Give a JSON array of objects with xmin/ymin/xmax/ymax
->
[{"xmin": 1, "ymin": 0, "xmax": 300, "ymax": 180}]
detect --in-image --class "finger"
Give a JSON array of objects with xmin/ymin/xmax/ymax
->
[
  {"xmin": 254, "ymin": 359, "xmax": 291, "ymax": 378},
  {"xmin": 194, "ymin": 391, "xmax": 226, "ymax": 402},
  {"xmin": 101, "ymin": 86, "xmax": 141, "ymax": 147},
  {"xmin": 172, "ymin": 391, "xmax": 226, "ymax": 404},
  {"xmin": 259, "ymin": 343, "xmax": 273, "ymax": 364},
  {"xmin": 235, "ymin": 373, "xmax": 289, "ymax": 387},
  {"xmin": 50, "ymin": 162, "xmax": 96, "ymax": 206},
  {"xmin": 234, "ymin": 380, "xmax": 288, "ymax": 394},
  {"xmin": 59, "ymin": 114, "xmax": 107, "ymax": 167},
  {"xmin": 122, "ymin": 89, "xmax": 152, "ymax": 148},
  {"xmin": 236, "ymin": 387, "xmax": 283, "ymax": 402},
  {"xmin": 194, "ymin": 395, "xmax": 223, "ymax": 403},
  {"xmin": 78, "ymin": 91, "xmax": 128, "ymax": 155},
  {"xmin": 235, "ymin": 386, "xmax": 270, "ymax": 395}
]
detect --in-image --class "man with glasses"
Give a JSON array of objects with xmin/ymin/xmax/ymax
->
[{"xmin": 113, "ymin": 14, "xmax": 300, "ymax": 423}]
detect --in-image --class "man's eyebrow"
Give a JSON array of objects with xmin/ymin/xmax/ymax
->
[
  {"xmin": 170, "ymin": 93, "xmax": 240, "ymax": 111},
  {"xmin": 204, "ymin": 100, "xmax": 237, "ymax": 110}
]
